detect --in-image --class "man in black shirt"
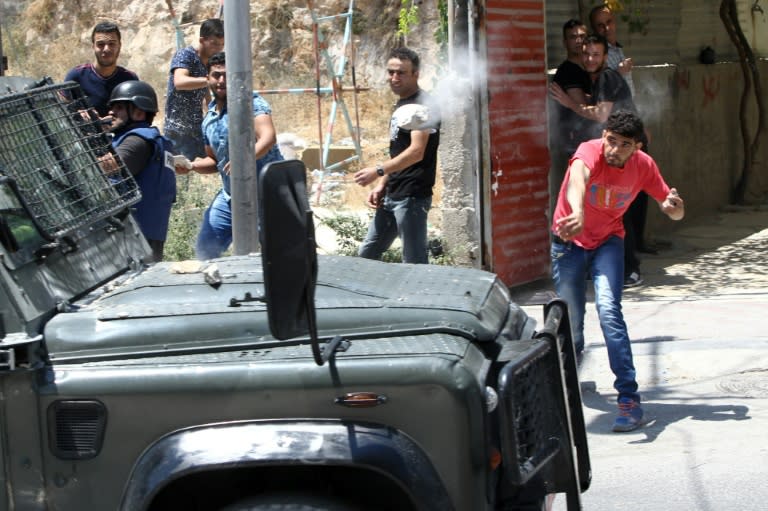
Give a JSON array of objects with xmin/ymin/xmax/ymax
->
[
  {"xmin": 353, "ymin": 47, "xmax": 440, "ymax": 264},
  {"xmin": 550, "ymin": 34, "xmax": 635, "ymax": 133},
  {"xmin": 551, "ymin": 19, "xmax": 594, "ymax": 155},
  {"xmin": 549, "ymin": 19, "xmax": 594, "ymax": 216}
]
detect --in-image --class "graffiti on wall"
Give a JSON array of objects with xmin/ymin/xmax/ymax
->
[{"xmin": 702, "ymin": 75, "xmax": 721, "ymax": 108}]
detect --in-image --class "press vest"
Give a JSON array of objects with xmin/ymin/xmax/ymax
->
[{"xmin": 113, "ymin": 124, "xmax": 176, "ymax": 241}]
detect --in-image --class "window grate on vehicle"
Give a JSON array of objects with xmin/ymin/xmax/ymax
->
[
  {"xmin": 47, "ymin": 399, "xmax": 107, "ymax": 460},
  {"xmin": 497, "ymin": 341, "xmax": 565, "ymax": 486},
  {"xmin": 0, "ymin": 81, "xmax": 139, "ymax": 239},
  {"xmin": 509, "ymin": 351, "xmax": 563, "ymax": 463}
]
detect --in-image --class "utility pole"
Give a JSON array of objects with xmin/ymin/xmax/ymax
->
[
  {"xmin": 0, "ymin": 23, "xmax": 5, "ymax": 76},
  {"xmin": 224, "ymin": 0, "xmax": 259, "ymax": 254}
]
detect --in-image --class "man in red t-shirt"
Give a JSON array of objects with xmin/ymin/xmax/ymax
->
[{"xmin": 551, "ymin": 110, "xmax": 684, "ymax": 432}]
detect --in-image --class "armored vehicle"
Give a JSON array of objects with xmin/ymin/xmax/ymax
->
[{"xmin": 0, "ymin": 78, "xmax": 589, "ymax": 510}]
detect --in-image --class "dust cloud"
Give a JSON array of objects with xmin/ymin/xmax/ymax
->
[{"xmin": 424, "ymin": 48, "xmax": 488, "ymax": 123}]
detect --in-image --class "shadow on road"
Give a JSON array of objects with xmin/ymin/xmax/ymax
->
[
  {"xmin": 509, "ymin": 209, "xmax": 768, "ymax": 305},
  {"xmin": 580, "ymin": 388, "xmax": 751, "ymax": 444},
  {"xmin": 630, "ymin": 229, "xmax": 768, "ymax": 299}
]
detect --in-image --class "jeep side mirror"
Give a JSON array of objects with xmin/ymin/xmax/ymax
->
[
  {"xmin": 259, "ymin": 160, "xmax": 330, "ymax": 365},
  {"xmin": 259, "ymin": 160, "xmax": 348, "ymax": 365}
]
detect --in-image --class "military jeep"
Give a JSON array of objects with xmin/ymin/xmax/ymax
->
[{"xmin": 0, "ymin": 78, "xmax": 589, "ymax": 510}]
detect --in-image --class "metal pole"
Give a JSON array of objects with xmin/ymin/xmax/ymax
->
[
  {"xmin": 312, "ymin": 9, "xmax": 326, "ymax": 206},
  {"xmin": 350, "ymin": 37, "xmax": 362, "ymax": 150},
  {"xmin": 256, "ymin": 86, "xmax": 369, "ymax": 95},
  {"xmin": 308, "ymin": 0, "xmax": 363, "ymax": 204},
  {"xmin": 0, "ymin": 23, "xmax": 5, "ymax": 76},
  {"xmin": 224, "ymin": 0, "xmax": 259, "ymax": 254},
  {"xmin": 463, "ymin": 0, "xmax": 487, "ymax": 269}
]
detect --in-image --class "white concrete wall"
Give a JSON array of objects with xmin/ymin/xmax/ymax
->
[
  {"xmin": 636, "ymin": 60, "xmax": 768, "ymax": 239},
  {"xmin": 440, "ymin": 59, "xmax": 768, "ymax": 269}
]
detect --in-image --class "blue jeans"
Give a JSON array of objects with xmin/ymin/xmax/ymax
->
[
  {"xmin": 358, "ymin": 195, "xmax": 431, "ymax": 264},
  {"xmin": 551, "ymin": 235, "xmax": 640, "ymax": 402},
  {"xmin": 196, "ymin": 190, "xmax": 232, "ymax": 260}
]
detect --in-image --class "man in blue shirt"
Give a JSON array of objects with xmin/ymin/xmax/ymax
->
[
  {"xmin": 64, "ymin": 22, "xmax": 138, "ymax": 123},
  {"xmin": 164, "ymin": 18, "xmax": 224, "ymax": 160},
  {"xmin": 176, "ymin": 52, "xmax": 283, "ymax": 260}
]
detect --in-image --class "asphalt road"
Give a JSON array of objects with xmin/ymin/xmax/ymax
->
[
  {"xmin": 561, "ymin": 303, "xmax": 768, "ymax": 511},
  {"xmin": 514, "ymin": 208, "xmax": 768, "ymax": 510}
]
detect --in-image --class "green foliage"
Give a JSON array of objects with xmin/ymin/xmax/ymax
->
[
  {"xmin": 7, "ymin": 216, "xmax": 44, "ymax": 250},
  {"xmin": 341, "ymin": 7, "xmax": 366, "ymax": 36},
  {"xmin": 321, "ymin": 213, "xmax": 368, "ymax": 256},
  {"xmin": 427, "ymin": 237, "xmax": 456, "ymax": 266},
  {"xmin": 432, "ymin": 0, "xmax": 450, "ymax": 69},
  {"xmin": 163, "ymin": 174, "xmax": 213, "ymax": 261},
  {"xmin": 382, "ymin": 248, "xmax": 403, "ymax": 263},
  {"xmin": 621, "ymin": 9, "xmax": 650, "ymax": 36},
  {"xmin": 396, "ymin": 0, "xmax": 420, "ymax": 38},
  {"xmin": 321, "ymin": 212, "xmax": 402, "ymax": 262},
  {"xmin": 435, "ymin": 0, "xmax": 449, "ymax": 48},
  {"xmin": 321, "ymin": 213, "xmax": 454, "ymax": 265},
  {"xmin": 592, "ymin": 0, "xmax": 651, "ymax": 35}
]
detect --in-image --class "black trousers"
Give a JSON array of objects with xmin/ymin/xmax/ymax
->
[
  {"xmin": 624, "ymin": 135, "xmax": 651, "ymax": 277},
  {"xmin": 623, "ymin": 190, "xmax": 648, "ymax": 276}
]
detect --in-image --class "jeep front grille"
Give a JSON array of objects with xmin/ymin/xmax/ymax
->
[
  {"xmin": 47, "ymin": 400, "xmax": 107, "ymax": 460},
  {"xmin": 497, "ymin": 341, "xmax": 564, "ymax": 486}
]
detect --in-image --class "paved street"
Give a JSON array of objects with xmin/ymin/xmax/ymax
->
[{"xmin": 513, "ymin": 207, "xmax": 768, "ymax": 510}]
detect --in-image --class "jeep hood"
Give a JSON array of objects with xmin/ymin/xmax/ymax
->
[{"xmin": 44, "ymin": 255, "xmax": 518, "ymax": 361}]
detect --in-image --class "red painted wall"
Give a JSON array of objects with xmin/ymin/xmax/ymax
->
[{"xmin": 485, "ymin": 0, "xmax": 551, "ymax": 286}]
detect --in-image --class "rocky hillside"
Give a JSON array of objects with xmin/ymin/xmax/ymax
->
[{"xmin": 6, "ymin": 0, "xmax": 442, "ymax": 112}]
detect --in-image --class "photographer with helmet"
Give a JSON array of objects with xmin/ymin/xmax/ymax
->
[{"xmin": 106, "ymin": 80, "xmax": 177, "ymax": 262}]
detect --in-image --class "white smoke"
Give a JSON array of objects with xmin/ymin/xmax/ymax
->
[
  {"xmin": 633, "ymin": 64, "xmax": 674, "ymax": 126},
  {"xmin": 422, "ymin": 48, "xmax": 488, "ymax": 124}
]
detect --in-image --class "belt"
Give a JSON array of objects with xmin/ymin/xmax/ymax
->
[{"xmin": 552, "ymin": 235, "xmax": 569, "ymax": 245}]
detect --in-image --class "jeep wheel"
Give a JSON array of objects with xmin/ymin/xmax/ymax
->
[{"xmin": 219, "ymin": 492, "xmax": 360, "ymax": 511}]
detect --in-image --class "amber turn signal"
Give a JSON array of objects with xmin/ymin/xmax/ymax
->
[{"xmin": 334, "ymin": 392, "xmax": 388, "ymax": 408}]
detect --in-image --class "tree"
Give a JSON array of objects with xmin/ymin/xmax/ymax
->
[
  {"xmin": 720, "ymin": 0, "xmax": 766, "ymax": 204},
  {"xmin": 396, "ymin": 0, "xmax": 419, "ymax": 45}
]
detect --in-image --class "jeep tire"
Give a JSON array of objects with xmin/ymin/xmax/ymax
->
[{"xmin": 219, "ymin": 492, "xmax": 360, "ymax": 511}]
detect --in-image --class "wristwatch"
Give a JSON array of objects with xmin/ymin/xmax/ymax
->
[{"xmin": 375, "ymin": 164, "xmax": 385, "ymax": 176}]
